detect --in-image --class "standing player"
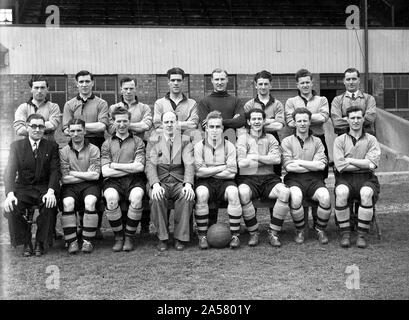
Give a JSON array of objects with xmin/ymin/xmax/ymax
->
[
  {"xmin": 101, "ymin": 107, "xmax": 146, "ymax": 252},
  {"xmin": 145, "ymin": 111, "xmax": 195, "ymax": 251},
  {"xmin": 285, "ymin": 69, "xmax": 330, "ymax": 177},
  {"xmin": 63, "ymin": 70, "xmax": 109, "ymax": 239},
  {"xmin": 60, "ymin": 119, "xmax": 101, "ymax": 254},
  {"xmin": 281, "ymin": 108, "xmax": 331, "ymax": 245},
  {"xmin": 108, "ymin": 77, "xmax": 152, "ymax": 235},
  {"xmin": 13, "ymin": 75, "xmax": 61, "ymax": 141},
  {"xmin": 333, "ymin": 106, "xmax": 381, "ymax": 248},
  {"xmin": 236, "ymin": 108, "xmax": 290, "ymax": 247},
  {"xmin": 153, "ymin": 67, "xmax": 198, "ymax": 134},
  {"xmin": 194, "ymin": 111, "xmax": 242, "ymax": 249},
  {"xmin": 331, "ymin": 68, "xmax": 377, "ymax": 136},
  {"xmin": 243, "ymin": 70, "xmax": 285, "ymax": 177}
]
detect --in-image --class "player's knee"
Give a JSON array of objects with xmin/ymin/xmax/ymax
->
[
  {"xmin": 278, "ymin": 186, "xmax": 291, "ymax": 202},
  {"xmin": 335, "ymin": 185, "xmax": 349, "ymax": 203},
  {"xmin": 104, "ymin": 190, "xmax": 119, "ymax": 209},
  {"xmin": 62, "ymin": 197, "xmax": 75, "ymax": 212},
  {"xmin": 316, "ymin": 189, "xmax": 331, "ymax": 208},
  {"xmin": 360, "ymin": 187, "xmax": 373, "ymax": 204},
  {"xmin": 226, "ymin": 186, "xmax": 240, "ymax": 204},
  {"xmin": 238, "ymin": 185, "xmax": 251, "ymax": 204},
  {"xmin": 84, "ymin": 196, "xmax": 97, "ymax": 211},
  {"xmin": 129, "ymin": 189, "xmax": 144, "ymax": 207},
  {"xmin": 195, "ymin": 187, "xmax": 209, "ymax": 203}
]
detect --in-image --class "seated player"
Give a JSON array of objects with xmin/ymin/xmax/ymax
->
[
  {"xmin": 194, "ymin": 111, "xmax": 242, "ymax": 249},
  {"xmin": 333, "ymin": 106, "xmax": 381, "ymax": 248},
  {"xmin": 101, "ymin": 107, "xmax": 146, "ymax": 252},
  {"xmin": 145, "ymin": 111, "xmax": 195, "ymax": 252},
  {"xmin": 281, "ymin": 108, "xmax": 331, "ymax": 245},
  {"xmin": 236, "ymin": 108, "xmax": 290, "ymax": 247},
  {"xmin": 60, "ymin": 119, "xmax": 101, "ymax": 254}
]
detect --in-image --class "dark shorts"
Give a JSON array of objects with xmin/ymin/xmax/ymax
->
[
  {"xmin": 284, "ymin": 172, "xmax": 326, "ymax": 199},
  {"xmin": 195, "ymin": 177, "xmax": 237, "ymax": 203},
  {"xmin": 335, "ymin": 171, "xmax": 380, "ymax": 203},
  {"xmin": 236, "ymin": 174, "xmax": 282, "ymax": 199},
  {"xmin": 103, "ymin": 173, "xmax": 146, "ymax": 201},
  {"xmin": 61, "ymin": 182, "xmax": 100, "ymax": 210}
]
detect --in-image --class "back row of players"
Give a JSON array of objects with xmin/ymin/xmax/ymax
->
[{"xmin": 4, "ymin": 67, "xmax": 380, "ymax": 256}]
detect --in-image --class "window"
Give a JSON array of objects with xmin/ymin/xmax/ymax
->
[
  {"xmin": 384, "ymin": 74, "xmax": 409, "ymax": 110},
  {"xmin": 205, "ymin": 75, "xmax": 236, "ymax": 96},
  {"xmin": 45, "ymin": 75, "xmax": 67, "ymax": 112},
  {"xmin": 0, "ymin": 9, "xmax": 12, "ymax": 24},
  {"xmin": 269, "ymin": 74, "xmax": 298, "ymax": 104},
  {"xmin": 156, "ymin": 74, "xmax": 190, "ymax": 99},
  {"xmin": 93, "ymin": 76, "xmax": 117, "ymax": 106}
]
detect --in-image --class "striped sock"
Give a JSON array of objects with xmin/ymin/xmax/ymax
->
[
  {"xmin": 316, "ymin": 204, "xmax": 331, "ymax": 230},
  {"xmin": 125, "ymin": 205, "xmax": 142, "ymax": 236},
  {"xmin": 228, "ymin": 203, "xmax": 242, "ymax": 234},
  {"xmin": 105, "ymin": 206, "xmax": 124, "ymax": 236},
  {"xmin": 270, "ymin": 200, "xmax": 289, "ymax": 232},
  {"xmin": 357, "ymin": 204, "xmax": 373, "ymax": 234},
  {"xmin": 82, "ymin": 210, "xmax": 98, "ymax": 241},
  {"xmin": 290, "ymin": 205, "xmax": 305, "ymax": 230},
  {"xmin": 195, "ymin": 203, "xmax": 209, "ymax": 235},
  {"xmin": 61, "ymin": 211, "xmax": 77, "ymax": 243},
  {"xmin": 242, "ymin": 202, "xmax": 258, "ymax": 233},
  {"xmin": 335, "ymin": 205, "xmax": 350, "ymax": 234}
]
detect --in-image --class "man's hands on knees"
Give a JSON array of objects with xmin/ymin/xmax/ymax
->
[
  {"xmin": 182, "ymin": 183, "xmax": 195, "ymax": 201},
  {"xmin": 152, "ymin": 183, "xmax": 165, "ymax": 201},
  {"xmin": 4, "ymin": 192, "xmax": 18, "ymax": 213},
  {"xmin": 42, "ymin": 188, "xmax": 57, "ymax": 208}
]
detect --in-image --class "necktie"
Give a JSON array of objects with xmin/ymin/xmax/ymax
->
[
  {"xmin": 33, "ymin": 141, "xmax": 38, "ymax": 159},
  {"xmin": 169, "ymin": 139, "xmax": 173, "ymax": 163},
  {"xmin": 352, "ymin": 93, "xmax": 355, "ymax": 100}
]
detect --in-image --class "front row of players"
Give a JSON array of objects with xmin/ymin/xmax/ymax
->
[{"xmin": 3, "ymin": 105, "xmax": 381, "ymax": 256}]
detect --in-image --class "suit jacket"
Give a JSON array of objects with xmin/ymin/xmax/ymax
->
[
  {"xmin": 145, "ymin": 132, "xmax": 194, "ymax": 188},
  {"xmin": 4, "ymin": 137, "xmax": 61, "ymax": 195}
]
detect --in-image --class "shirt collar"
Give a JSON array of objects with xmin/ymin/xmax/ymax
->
[
  {"xmin": 28, "ymin": 137, "xmax": 41, "ymax": 149},
  {"xmin": 254, "ymin": 94, "xmax": 275, "ymax": 108},
  {"xmin": 76, "ymin": 93, "xmax": 95, "ymax": 103},
  {"xmin": 249, "ymin": 129, "xmax": 266, "ymax": 139},
  {"xmin": 293, "ymin": 130, "xmax": 313, "ymax": 139},
  {"xmin": 27, "ymin": 97, "xmax": 49, "ymax": 107},
  {"xmin": 121, "ymin": 95, "xmax": 139, "ymax": 107},
  {"xmin": 347, "ymin": 129, "xmax": 366, "ymax": 141},
  {"xmin": 68, "ymin": 138, "xmax": 89, "ymax": 151},
  {"xmin": 165, "ymin": 92, "xmax": 187, "ymax": 102},
  {"xmin": 345, "ymin": 90, "xmax": 362, "ymax": 98},
  {"xmin": 297, "ymin": 90, "xmax": 317, "ymax": 103},
  {"xmin": 112, "ymin": 133, "xmax": 131, "ymax": 141}
]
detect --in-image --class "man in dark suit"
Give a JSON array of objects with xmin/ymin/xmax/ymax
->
[
  {"xmin": 3, "ymin": 114, "xmax": 60, "ymax": 257},
  {"xmin": 145, "ymin": 111, "xmax": 195, "ymax": 252}
]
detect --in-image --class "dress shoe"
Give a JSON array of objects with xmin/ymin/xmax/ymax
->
[
  {"xmin": 340, "ymin": 232, "xmax": 351, "ymax": 248},
  {"xmin": 356, "ymin": 234, "xmax": 367, "ymax": 248},
  {"xmin": 157, "ymin": 240, "xmax": 168, "ymax": 252},
  {"xmin": 23, "ymin": 242, "xmax": 33, "ymax": 257},
  {"xmin": 229, "ymin": 234, "xmax": 240, "ymax": 249},
  {"xmin": 248, "ymin": 232, "xmax": 259, "ymax": 247},
  {"xmin": 294, "ymin": 229, "xmax": 305, "ymax": 244},
  {"xmin": 198, "ymin": 235, "xmax": 209, "ymax": 250},
  {"xmin": 174, "ymin": 240, "xmax": 185, "ymax": 251},
  {"xmin": 123, "ymin": 236, "xmax": 134, "ymax": 252},
  {"xmin": 68, "ymin": 240, "xmax": 79, "ymax": 254},
  {"xmin": 34, "ymin": 242, "xmax": 44, "ymax": 257},
  {"xmin": 112, "ymin": 237, "xmax": 124, "ymax": 252},
  {"xmin": 268, "ymin": 230, "xmax": 282, "ymax": 247},
  {"xmin": 316, "ymin": 228, "xmax": 329, "ymax": 245},
  {"xmin": 81, "ymin": 240, "xmax": 93, "ymax": 253}
]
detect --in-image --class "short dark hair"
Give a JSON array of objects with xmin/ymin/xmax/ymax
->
[
  {"xmin": 26, "ymin": 113, "xmax": 45, "ymax": 123},
  {"xmin": 120, "ymin": 77, "xmax": 136, "ymax": 87},
  {"xmin": 28, "ymin": 75, "xmax": 48, "ymax": 88},
  {"xmin": 211, "ymin": 68, "xmax": 228, "ymax": 78},
  {"xmin": 346, "ymin": 106, "xmax": 364, "ymax": 117},
  {"xmin": 292, "ymin": 108, "xmax": 312, "ymax": 121},
  {"xmin": 75, "ymin": 70, "xmax": 94, "ymax": 81},
  {"xmin": 245, "ymin": 108, "xmax": 266, "ymax": 121},
  {"xmin": 295, "ymin": 69, "xmax": 312, "ymax": 82},
  {"xmin": 254, "ymin": 70, "xmax": 272, "ymax": 83},
  {"xmin": 161, "ymin": 110, "xmax": 178, "ymax": 122},
  {"xmin": 67, "ymin": 118, "xmax": 86, "ymax": 129},
  {"xmin": 344, "ymin": 68, "xmax": 360, "ymax": 78},
  {"xmin": 112, "ymin": 106, "xmax": 131, "ymax": 120},
  {"xmin": 167, "ymin": 67, "xmax": 185, "ymax": 79}
]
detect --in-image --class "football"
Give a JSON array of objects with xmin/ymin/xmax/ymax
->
[{"xmin": 207, "ymin": 223, "xmax": 232, "ymax": 248}]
